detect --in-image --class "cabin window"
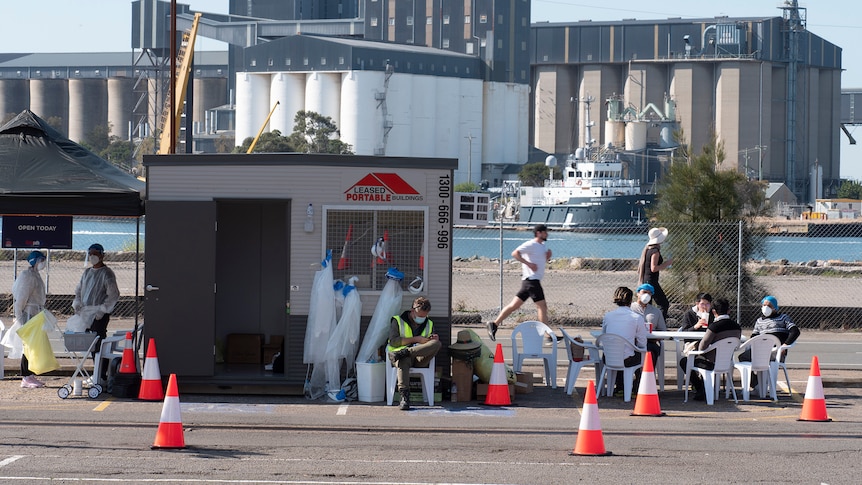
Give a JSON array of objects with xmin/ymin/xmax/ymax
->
[{"xmin": 324, "ymin": 207, "xmax": 427, "ymax": 291}]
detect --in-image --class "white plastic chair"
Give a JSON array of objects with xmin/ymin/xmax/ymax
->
[
  {"xmin": 734, "ymin": 334, "xmax": 780, "ymax": 401},
  {"xmin": 684, "ymin": 337, "xmax": 740, "ymax": 405},
  {"xmin": 595, "ymin": 333, "xmax": 646, "ymax": 402},
  {"xmin": 385, "ymin": 353, "xmax": 436, "ymax": 406},
  {"xmin": 511, "ymin": 321, "xmax": 558, "ymax": 389},
  {"xmin": 0, "ymin": 319, "xmax": 5, "ymax": 379},
  {"xmin": 559, "ymin": 327, "xmax": 602, "ymax": 395},
  {"xmin": 93, "ymin": 330, "xmax": 129, "ymax": 387},
  {"xmin": 771, "ymin": 342, "xmax": 796, "ymax": 397}
]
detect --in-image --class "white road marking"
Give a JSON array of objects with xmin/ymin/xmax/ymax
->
[
  {"xmin": 0, "ymin": 455, "xmax": 24, "ymax": 468},
  {"xmin": 336, "ymin": 403, "xmax": 349, "ymax": 415}
]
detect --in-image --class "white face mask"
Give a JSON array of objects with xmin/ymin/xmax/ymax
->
[
  {"xmin": 36, "ymin": 260, "xmax": 47, "ymax": 271},
  {"xmin": 639, "ymin": 293, "xmax": 651, "ymax": 304},
  {"xmin": 88, "ymin": 254, "xmax": 101, "ymax": 266},
  {"xmin": 761, "ymin": 305, "xmax": 773, "ymax": 317}
]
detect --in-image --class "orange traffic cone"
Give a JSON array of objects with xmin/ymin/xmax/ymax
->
[
  {"xmin": 152, "ymin": 374, "xmax": 185, "ymax": 449},
  {"xmin": 337, "ymin": 224, "xmax": 353, "ymax": 270},
  {"xmin": 631, "ymin": 352, "xmax": 665, "ymax": 416},
  {"xmin": 138, "ymin": 338, "xmax": 164, "ymax": 401},
  {"xmin": 571, "ymin": 380, "xmax": 612, "ymax": 456},
  {"xmin": 118, "ymin": 331, "xmax": 137, "ymax": 374},
  {"xmin": 798, "ymin": 356, "xmax": 831, "ymax": 422},
  {"xmin": 484, "ymin": 343, "xmax": 511, "ymax": 406}
]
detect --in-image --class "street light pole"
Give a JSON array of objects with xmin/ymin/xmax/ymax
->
[{"xmin": 468, "ymin": 133, "xmax": 475, "ymax": 185}]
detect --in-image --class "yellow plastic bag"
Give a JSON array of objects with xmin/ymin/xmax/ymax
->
[{"xmin": 16, "ymin": 311, "xmax": 60, "ymax": 375}]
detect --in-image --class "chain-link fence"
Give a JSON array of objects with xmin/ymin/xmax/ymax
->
[
  {"xmin": 4, "ymin": 217, "xmax": 861, "ymax": 332},
  {"xmin": 452, "ymin": 221, "xmax": 862, "ymax": 330},
  {"xmin": 0, "ymin": 216, "xmax": 144, "ymax": 323}
]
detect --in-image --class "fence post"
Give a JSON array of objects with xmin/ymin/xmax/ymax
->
[{"xmin": 736, "ymin": 220, "xmax": 743, "ymax": 319}]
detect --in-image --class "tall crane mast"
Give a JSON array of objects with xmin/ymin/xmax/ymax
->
[{"xmin": 157, "ymin": 12, "xmax": 202, "ymax": 154}]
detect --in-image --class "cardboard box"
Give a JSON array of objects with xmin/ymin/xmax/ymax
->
[
  {"xmin": 515, "ymin": 372, "xmax": 534, "ymax": 394},
  {"xmin": 451, "ymin": 358, "xmax": 474, "ymax": 402},
  {"xmin": 226, "ymin": 333, "xmax": 262, "ymax": 364},
  {"xmin": 475, "ymin": 383, "xmax": 515, "ymax": 401}
]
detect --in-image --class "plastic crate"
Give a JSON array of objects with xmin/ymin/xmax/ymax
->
[{"xmin": 63, "ymin": 332, "xmax": 99, "ymax": 352}]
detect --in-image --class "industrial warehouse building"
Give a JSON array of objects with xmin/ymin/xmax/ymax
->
[{"xmin": 0, "ymin": 0, "xmax": 843, "ymax": 203}]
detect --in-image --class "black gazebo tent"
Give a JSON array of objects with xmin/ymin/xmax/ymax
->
[{"xmin": 0, "ymin": 110, "xmax": 144, "ymax": 217}]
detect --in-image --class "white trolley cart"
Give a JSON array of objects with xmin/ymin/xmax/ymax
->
[{"xmin": 58, "ymin": 332, "xmax": 103, "ymax": 399}]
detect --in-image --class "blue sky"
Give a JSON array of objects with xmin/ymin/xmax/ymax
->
[{"xmin": 2, "ymin": 0, "xmax": 860, "ymax": 179}]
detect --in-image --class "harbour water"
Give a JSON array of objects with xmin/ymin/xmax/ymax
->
[
  {"xmin": 2, "ymin": 218, "xmax": 859, "ymax": 263},
  {"xmin": 453, "ymin": 227, "xmax": 862, "ymax": 263}
]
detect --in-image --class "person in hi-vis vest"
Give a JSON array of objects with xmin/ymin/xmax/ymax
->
[{"xmin": 386, "ymin": 297, "xmax": 441, "ymax": 410}]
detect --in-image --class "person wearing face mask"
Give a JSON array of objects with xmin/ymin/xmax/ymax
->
[
  {"xmin": 72, "ymin": 243, "xmax": 120, "ymax": 380},
  {"xmin": 679, "ymin": 292, "xmax": 715, "ymax": 333},
  {"xmin": 630, "ymin": 283, "xmax": 666, "ymax": 368},
  {"xmin": 678, "ymin": 298, "xmax": 741, "ymax": 401},
  {"xmin": 486, "ymin": 224, "xmax": 552, "ymax": 341},
  {"xmin": 386, "ymin": 296, "xmax": 441, "ymax": 410},
  {"xmin": 737, "ymin": 295, "xmax": 800, "ymax": 390},
  {"xmin": 8, "ymin": 251, "xmax": 48, "ymax": 388},
  {"xmin": 637, "ymin": 227, "xmax": 672, "ymax": 320}
]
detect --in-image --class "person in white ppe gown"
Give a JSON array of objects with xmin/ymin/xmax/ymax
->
[
  {"xmin": 72, "ymin": 243, "xmax": 120, "ymax": 380},
  {"xmin": 10, "ymin": 251, "xmax": 48, "ymax": 388}
]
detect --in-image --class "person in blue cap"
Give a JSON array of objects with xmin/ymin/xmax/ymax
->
[
  {"xmin": 630, "ymin": 282, "xmax": 666, "ymax": 368},
  {"xmin": 738, "ymin": 295, "xmax": 801, "ymax": 391},
  {"xmin": 9, "ymin": 251, "xmax": 48, "ymax": 388},
  {"xmin": 72, "ymin": 243, "xmax": 120, "ymax": 380}
]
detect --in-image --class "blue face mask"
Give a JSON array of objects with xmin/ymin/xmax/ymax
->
[{"xmin": 413, "ymin": 315, "xmax": 426, "ymax": 324}]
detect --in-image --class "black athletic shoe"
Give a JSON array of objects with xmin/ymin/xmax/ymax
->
[
  {"xmin": 399, "ymin": 391, "xmax": 411, "ymax": 411},
  {"xmin": 391, "ymin": 348, "xmax": 410, "ymax": 363},
  {"xmin": 487, "ymin": 322, "xmax": 498, "ymax": 341}
]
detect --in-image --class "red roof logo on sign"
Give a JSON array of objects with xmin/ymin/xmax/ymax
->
[{"xmin": 345, "ymin": 173, "xmax": 422, "ymax": 202}]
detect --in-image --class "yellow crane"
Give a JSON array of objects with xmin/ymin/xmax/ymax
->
[
  {"xmin": 247, "ymin": 101, "xmax": 281, "ymax": 153},
  {"xmin": 157, "ymin": 12, "xmax": 202, "ymax": 154}
]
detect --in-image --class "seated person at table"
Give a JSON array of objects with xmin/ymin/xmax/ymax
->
[
  {"xmin": 678, "ymin": 298, "xmax": 741, "ymax": 401},
  {"xmin": 737, "ymin": 295, "xmax": 801, "ymax": 390},
  {"xmin": 629, "ymin": 283, "xmax": 666, "ymax": 368},
  {"xmin": 679, "ymin": 292, "xmax": 715, "ymax": 332},
  {"xmin": 602, "ymin": 286, "xmax": 647, "ymax": 396}
]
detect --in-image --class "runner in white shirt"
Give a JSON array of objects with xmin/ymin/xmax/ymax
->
[{"xmin": 487, "ymin": 224, "xmax": 552, "ymax": 341}]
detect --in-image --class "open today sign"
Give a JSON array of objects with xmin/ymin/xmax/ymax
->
[{"xmin": 2, "ymin": 215, "xmax": 73, "ymax": 249}]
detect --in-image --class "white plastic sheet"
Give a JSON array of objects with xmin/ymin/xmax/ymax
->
[
  {"xmin": 324, "ymin": 277, "xmax": 362, "ymax": 397},
  {"xmin": 355, "ymin": 276, "xmax": 404, "ymax": 364},
  {"xmin": 303, "ymin": 251, "xmax": 337, "ymax": 365}
]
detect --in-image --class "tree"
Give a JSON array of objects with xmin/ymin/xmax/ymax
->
[
  {"xmin": 837, "ymin": 179, "xmax": 862, "ymax": 200},
  {"xmin": 80, "ymin": 123, "xmax": 112, "ymax": 154},
  {"xmin": 235, "ymin": 129, "xmax": 294, "ymax": 153},
  {"xmin": 454, "ymin": 182, "xmax": 481, "ymax": 193},
  {"xmin": 651, "ymin": 130, "xmax": 766, "ymax": 308},
  {"xmin": 653, "ymin": 132, "xmax": 766, "ymax": 222},
  {"xmin": 517, "ymin": 162, "xmax": 561, "ymax": 187},
  {"xmin": 287, "ymin": 110, "xmax": 353, "ymax": 154}
]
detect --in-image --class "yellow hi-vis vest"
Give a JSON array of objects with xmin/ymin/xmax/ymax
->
[{"xmin": 386, "ymin": 315, "xmax": 434, "ymax": 353}]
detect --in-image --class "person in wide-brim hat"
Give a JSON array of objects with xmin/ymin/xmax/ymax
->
[
  {"xmin": 638, "ymin": 227, "xmax": 672, "ymax": 320},
  {"xmin": 647, "ymin": 227, "xmax": 668, "ymax": 245}
]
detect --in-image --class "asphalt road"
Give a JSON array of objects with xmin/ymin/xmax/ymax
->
[{"xmin": 0, "ymin": 326, "xmax": 860, "ymax": 484}]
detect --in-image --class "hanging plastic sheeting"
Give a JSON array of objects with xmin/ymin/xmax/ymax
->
[
  {"xmin": 16, "ymin": 311, "xmax": 60, "ymax": 375},
  {"xmin": 355, "ymin": 268, "xmax": 404, "ymax": 364},
  {"xmin": 324, "ymin": 276, "xmax": 362, "ymax": 401},
  {"xmin": 303, "ymin": 250, "xmax": 337, "ymax": 400}
]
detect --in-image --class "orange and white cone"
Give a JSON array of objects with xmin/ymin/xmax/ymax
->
[
  {"xmin": 798, "ymin": 356, "xmax": 831, "ymax": 422},
  {"xmin": 337, "ymin": 224, "xmax": 352, "ymax": 270},
  {"xmin": 484, "ymin": 343, "xmax": 511, "ymax": 406},
  {"xmin": 118, "ymin": 331, "xmax": 137, "ymax": 374},
  {"xmin": 571, "ymin": 380, "xmax": 612, "ymax": 456},
  {"xmin": 631, "ymin": 352, "xmax": 665, "ymax": 416},
  {"xmin": 138, "ymin": 338, "xmax": 164, "ymax": 401},
  {"xmin": 152, "ymin": 374, "xmax": 185, "ymax": 449}
]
